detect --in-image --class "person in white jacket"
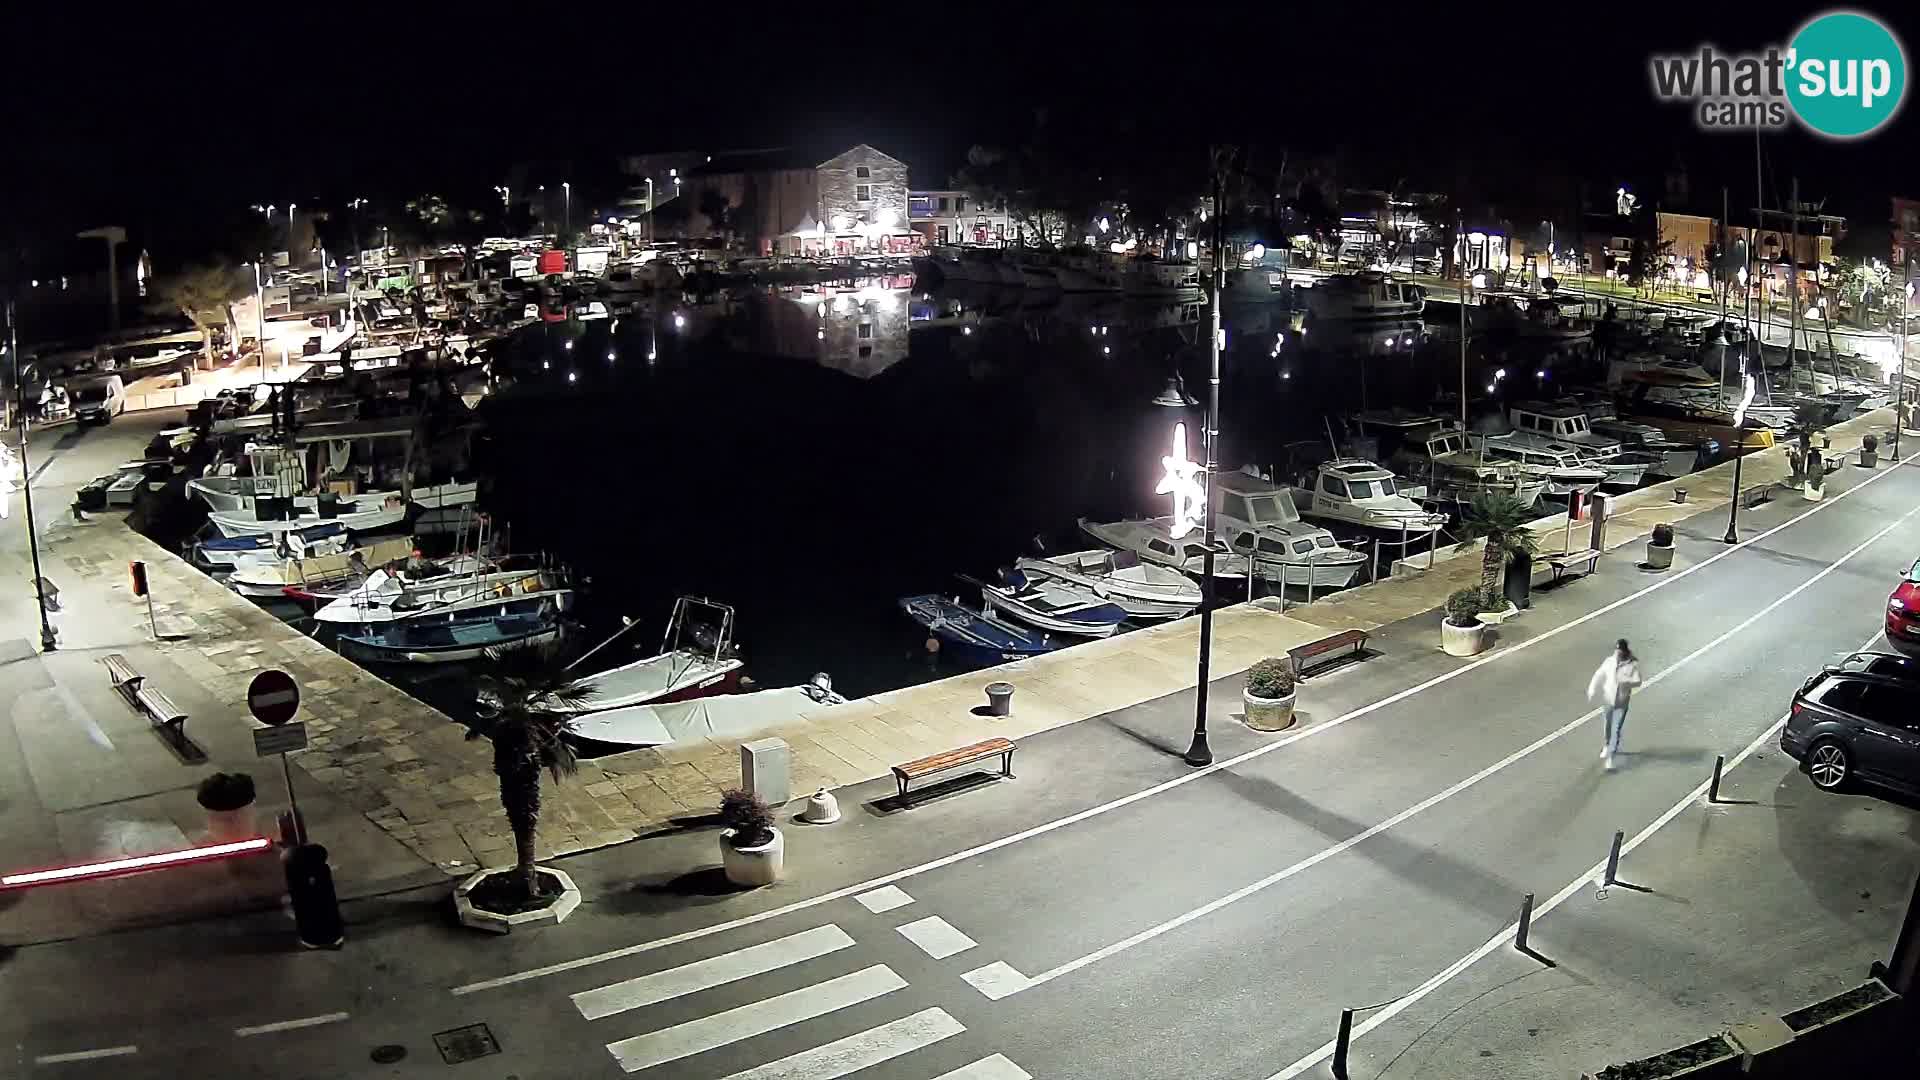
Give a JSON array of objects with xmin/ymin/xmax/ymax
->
[{"xmin": 1588, "ymin": 639, "xmax": 1643, "ymax": 770}]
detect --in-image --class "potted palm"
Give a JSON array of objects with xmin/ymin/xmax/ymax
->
[
  {"xmin": 719, "ymin": 789, "xmax": 784, "ymax": 887},
  {"xmin": 197, "ymin": 772, "xmax": 257, "ymax": 841},
  {"xmin": 1646, "ymin": 522, "xmax": 1675, "ymax": 570},
  {"xmin": 1442, "ymin": 588, "xmax": 1488, "ymax": 656},
  {"xmin": 1242, "ymin": 658, "xmax": 1297, "ymax": 732},
  {"xmin": 454, "ymin": 644, "xmax": 594, "ymax": 933},
  {"xmin": 1457, "ymin": 492, "xmax": 1539, "ymax": 618},
  {"xmin": 1861, "ymin": 432, "xmax": 1879, "ymax": 467}
]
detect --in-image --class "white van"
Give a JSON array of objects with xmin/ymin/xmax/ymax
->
[{"xmin": 70, "ymin": 374, "xmax": 126, "ymax": 425}]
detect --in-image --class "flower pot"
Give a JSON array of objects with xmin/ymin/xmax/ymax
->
[
  {"xmin": 1804, "ymin": 480, "xmax": 1825, "ymax": 502},
  {"xmin": 1861, "ymin": 448, "xmax": 1878, "ymax": 468},
  {"xmin": 1441, "ymin": 619, "xmax": 1487, "ymax": 657},
  {"xmin": 1243, "ymin": 688, "xmax": 1297, "ymax": 732},
  {"xmin": 206, "ymin": 804, "xmax": 258, "ymax": 843},
  {"xmin": 1646, "ymin": 542, "xmax": 1674, "ymax": 570},
  {"xmin": 721, "ymin": 826, "xmax": 785, "ymax": 887}
]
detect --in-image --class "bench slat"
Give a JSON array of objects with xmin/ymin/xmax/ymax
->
[
  {"xmin": 896, "ymin": 737, "xmax": 1014, "ymax": 778},
  {"xmin": 134, "ymin": 687, "xmax": 186, "ymax": 726},
  {"xmin": 1290, "ymin": 630, "xmax": 1366, "ymax": 659}
]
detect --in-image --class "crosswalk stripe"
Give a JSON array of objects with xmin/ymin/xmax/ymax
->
[
  {"xmin": 895, "ymin": 915, "xmax": 976, "ymax": 960},
  {"xmin": 575, "ymin": 925, "xmax": 856, "ymax": 1021},
  {"xmin": 854, "ymin": 885, "xmax": 914, "ymax": 913},
  {"xmin": 931, "ymin": 1054, "xmax": 1033, "ymax": 1080},
  {"xmin": 606, "ymin": 964, "xmax": 907, "ymax": 1074},
  {"xmin": 715, "ymin": 1007, "xmax": 963, "ymax": 1080}
]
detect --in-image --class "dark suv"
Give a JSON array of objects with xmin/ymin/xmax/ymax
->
[{"xmin": 1781, "ymin": 652, "xmax": 1920, "ymax": 794}]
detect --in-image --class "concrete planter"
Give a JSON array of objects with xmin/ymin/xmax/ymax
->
[
  {"xmin": 1803, "ymin": 480, "xmax": 1825, "ymax": 501},
  {"xmin": 205, "ymin": 805, "xmax": 257, "ymax": 843},
  {"xmin": 1242, "ymin": 689, "xmax": 1297, "ymax": 732},
  {"xmin": 1581, "ymin": 1035, "xmax": 1740, "ymax": 1080},
  {"xmin": 453, "ymin": 867, "xmax": 582, "ymax": 934},
  {"xmin": 1645, "ymin": 542, "xmax": 1675, "ymax": 570},
  {"xmin": 1861, "ymin": 448, "xmax": 1878, "ymax": 468},
  {"xmin": 721, "ymin": 826, "xmax": 785, "ymax": 887},
  {"xmin": 1441, "ymin": 619, "xmax": 1487, "ymax": 657}
]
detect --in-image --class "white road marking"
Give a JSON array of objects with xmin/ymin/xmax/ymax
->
[
  {"xmin": 960, "ymin": 961, "xmax": 1033, "ymax": 1000},
  {"xmin": 932, "ymin": 1054, "xmax": 1035, "ymax": 1080},
  {"xmin": 605, "ymin": 964, "xmax": 906, "ymax": 1074},
  {"xmin": 34, "ymin": 1046, "xmax": 138, "ymax": 1064},
  {"xmin": 233, "ymin": 1011, "xmax": 350, "ymax": 1037},
  {"xmin": 574, "ymin": 925, "xmax": 855, "ymax": 1021},
  {"xmin": 715, "ymin": 1007, "xmax": 963, "ymax": 1080},
  {"xmin": 854, "ymin": 885, "xmax": 915, "ymax": 913},
  {"xmin": 451, "ymin": 448, "xmax": 1918, "ymax": 997},
  {"xmin": 1266, "ymin": 629, "xmax": 1887, "ymax": 1080},
  {"xmin": 896, "ymin": 915, "xmax": 977, "ymax": 959}
]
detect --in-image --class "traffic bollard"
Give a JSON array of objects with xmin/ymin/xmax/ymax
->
[
  {"xmin": 1707, "ymin": 755, "xmax": 1725, "ymax": 803},
  {"xmin": 1515, "ymin": 892, "xmax": 1535, "ymax": 953},
  {"xmin": 1603, "ymin": 830, "xmax": 1624, "ymax": 887},
  {"xmin": 1331, "ymin": 1008, "xmax": 1353, "ymax": 1080}
]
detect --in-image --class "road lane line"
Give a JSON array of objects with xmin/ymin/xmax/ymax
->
[
  {"xmin": 931, "ymin": 1054, "xmax": 1035, "ymax": 1080},
  {"xmin": 716, "ymin": 1007, "xmax": 964, "ymax": 1080},
  {"xmin": 994, "ymin": 507, "xmax": 1918, "ymax": 993},
  {"xmin": 1267, "ymin": 630, "xmax": 1886, "ymax": 1080},
  {"xmin": 451, "ymin": 448, "xmax": 1919, "ymax": 996},
  {"xmin": 233, "ymin": 1011, "xmax": 350, "ymax": 1037},
  {"xmin": 574, "ymin": 925, "xmax": 855, "ymax": 1021},
  {"xmin": 605, "ymin": 964, "xmax": 906, "ymax": 1073},
  {"xmin": 34, "ymin": 1046, "xmax": 138, "ymax": 1064},
  {"xmin": 896, "ymin": 916, "xmax": 977, "ymax": 960}
]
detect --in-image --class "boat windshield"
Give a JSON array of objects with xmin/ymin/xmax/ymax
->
[
  {"xmin": 1347, "ymin": 477, "xmax": 1396, "ymax": 499},
  {"xmin": 1240, "ymin": 492, "xmax": 1299, "ymax": 524}
]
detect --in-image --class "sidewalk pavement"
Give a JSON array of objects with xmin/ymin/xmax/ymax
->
[{"xmin": 1349, "ymin": 754, "xmax": 1920, "ymax": 1080}]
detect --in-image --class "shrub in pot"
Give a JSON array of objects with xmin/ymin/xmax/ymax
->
[
  {"xmin": 1805, "ymin": 455, "xmax": 1826, "ymax": 500},
  {"xmin": 1242, "ymin": 657, "xmax": 1298, "ymax": 732},
  {"xmin": 718, "ymin": 788, "xmax": 783, "ymax": 887},
  {"xmin": 1441, "ymin": 588, "xmax": 1488, "ymax": 657},
  {"xmin": 197, "ymin": 772, "xmax": 257, "ymax": 841},
  {"xmin": 1646, "ymin": 522, "xmax": 1675, "ymax": 570}
]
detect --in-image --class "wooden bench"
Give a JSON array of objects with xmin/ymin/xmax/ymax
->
[
  {"xmin": 1287, "ymin": 629, "xmax": 1369, "ymax": 680},
  {"xmin": 1543, "ymin": 549, "xmax": 1602, "ymax": 584},
  {"xmin": 1741, "ymin": 482, "xmax": 1781, "ymax": 510},
  {"xmin": 133, "ymin": 686, "xmax": 187, "ymax": 732},
  {"xmin": 893, "ymin": 737, "xmax": 1015, "ymax": 803},
  {"xmin": 103, "ymin": 653, "xmax": 144, "ymax": 693}
]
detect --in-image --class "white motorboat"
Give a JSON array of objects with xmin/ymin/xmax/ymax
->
[
  {"xmin": 228, "ymin": 535, "xmax": 415, "ymax": 599},
  {"xmin": 1469, "ymin": 434, "xmax": 1607, "ymax": 496},
  {"xmin": 1014, "ymin": 549, "xmax": 1200, "ymax": 620},
  {"xmin": 1353, "ymin": 412, "xmax": 1548, "ymax": 508},
  {"xmin": 208, "ymin": 493, "xmax": 410, "ymax": 538},
  {"xmin": 1476, "ymin": 292, "xmax": 1594, "ymax": 340},
  {"xmin": 1305, "ymin": 271, "xmax": 1425, "ymax": 321},
  {"xmin": 1123, "ymin": 257, "xmax": 1202, "ymax": 297},
  {"xmin": 570, "ymin": 676, "xmax": 845, "ymax": 748},
  {"xmin": 978, "ymin": 574, "xmax": 1130, "ymax": 637},
  {"xmin": 1212, "ymin": 471, "xmax": 1367, "ymax": 588},
  {"xmin": 1505, "ymin": 403, "xmax": 1656, "ymax": 488},
  {"xmin": 1607, "ymin": 353, "xmax": 1717, "ymax": 389},
  {"xmin": 538, "ymin": 597, "xmax": 743, "ymax": 713},
  {"xmin": 1589, "ymin": 419, "xmax": 1699, "ymax": 478},
  {"xmin": 314, "ymin": 562, "xmax": 561, "ymax": 625},
  {"xmin": 1290, "ymin": 460, "xmax": 1448, "ymax": 537},
  {"xmin": 1079, "ymin": 517, "xmax": 1250, "ymax": 581}
]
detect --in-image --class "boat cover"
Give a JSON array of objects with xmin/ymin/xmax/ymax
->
[{"xmin": 570, "ymin": 685, "xmax": 839, "ymax": 747}]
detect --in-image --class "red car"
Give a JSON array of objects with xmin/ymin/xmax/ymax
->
[{"xmin": 1887, "ymin": 559, "xmax": 1920, "ymax": 654}]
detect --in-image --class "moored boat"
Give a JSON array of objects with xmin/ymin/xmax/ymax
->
[
  {"xmin": 900, "ymin": 594, "xmax": 1056, "ymax": 662},
  {"xmin": 1013, "ymin": 549, "xmax": 1200, "ymax": 620}
]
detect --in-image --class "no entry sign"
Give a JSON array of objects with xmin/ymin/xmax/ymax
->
[{"xmin": 247, "ymin": 670, "xmax": 301, "ymax": 726}]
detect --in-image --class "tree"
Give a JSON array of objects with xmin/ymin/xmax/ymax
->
[
  {"xmin": 1457, "ymin": 492, "xmax": 1541, "ymax": 601},
  {"xmin": 697, "ymin": 189, "xmax": 734, "ymax": 246},
  {"xmin": 468, "ymin": 644, "xmax": 596, "ymax": 901},
  {"xmin": 147, "ymin": 264, "xmax": 249, "ymax": 369},
  {"xmin": 1624, "ymin": 236, "xmax": 1674, "ymax": 294}
]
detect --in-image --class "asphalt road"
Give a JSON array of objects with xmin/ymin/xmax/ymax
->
[{"xmin": 6, "ymin": 447, "xmax": 1920, "ymax": 1079}]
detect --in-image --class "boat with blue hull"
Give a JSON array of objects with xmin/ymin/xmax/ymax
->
[
  {"xmin": 981, "ymin": 571, "xmax": 1130, "ymax": 637},
  {"xmin": 339, "ymin": 598, "xmax": 562, "ymax": 663},
  {"xmin": 899, "ymin": 594, "xmax": 1056, "ymax": 663},
  {"xmin": 190, "ymin": 521, "xmax": 349, "ymax": 570}
]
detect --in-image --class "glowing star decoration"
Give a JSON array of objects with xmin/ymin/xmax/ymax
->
[{"xmin": 1158, "ymin": 422, "xmax": 1206, "ymax": 539}]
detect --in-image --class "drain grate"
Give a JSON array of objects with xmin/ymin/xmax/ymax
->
[{"xmin": 433, "ymin": 1023, "xmax": 501, "ymax": 1065}]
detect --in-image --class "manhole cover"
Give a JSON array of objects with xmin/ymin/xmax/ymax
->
[
  {"xmin": 370, "ymin": 1044, "xmax": 407, "ymax": 1064},
  {"xmin": 433, "ymin": 1023, "xmax": 501, "ymax": 1064}
]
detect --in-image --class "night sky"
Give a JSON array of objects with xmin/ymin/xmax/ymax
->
[{"xmin": 2, "ymin": 2, "xmax": 1914, "ymax": 267}]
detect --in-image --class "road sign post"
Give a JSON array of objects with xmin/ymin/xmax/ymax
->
[{"xmin": 248, "ymin": 670, "xmax": 305, "ymax": 844}]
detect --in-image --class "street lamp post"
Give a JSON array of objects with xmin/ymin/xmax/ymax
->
[
  {"xmin": 563, "ymin": 181, "xmax": 572, "ymax": 239},
  {"xmin": 1722, "ymin": 330, "xmax": 1754, "ymax": 544},
  {"xmin": 1186, "ymin": 154, "xmax": 1229, "ymax": 769},
  {"xmin": 645, "ymin": 178, "xmax": 654, "ymax": 245},
  {"xmin": 1898, "ymin": 276, "xmax": 1914, "ymax": 459},
  {"xmin": 250, "ymin": 260, "xmax": 267, "ymax": 380},
  {"xmin": 8, "ymin": 302, "xmax": 57, "ymax": 652}
]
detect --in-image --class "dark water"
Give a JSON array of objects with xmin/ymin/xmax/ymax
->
[{"xmin": 466, "ymin": 277, "xmax": 1587, "ymax": 700}]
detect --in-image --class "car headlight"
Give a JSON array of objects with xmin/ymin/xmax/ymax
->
[{"xmin": 1893, "ymin": 598, "xmax": 1908, "ymax": 612}]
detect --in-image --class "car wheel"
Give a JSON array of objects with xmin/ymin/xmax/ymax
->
[{"xmin": 1807, "ymin": 739, "xmax": 1851, "ymax": 791}]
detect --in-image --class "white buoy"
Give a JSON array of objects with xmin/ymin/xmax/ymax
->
[{"xmin": 800, "ymin": 788, "xmax": 841, "ymax": 825}]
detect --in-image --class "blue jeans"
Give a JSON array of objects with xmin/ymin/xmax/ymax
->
[{"xmin": 1603, "ymin": 703, "xmax": 1630, "ymax": 755}]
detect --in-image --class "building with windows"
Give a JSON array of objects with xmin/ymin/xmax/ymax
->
[
  {"xmin": 1891, "ymin": 197, "xmax": 1920, "ymax": 270},
  {"xmin": 674, "ymin": 144, "xmax": 917, "ymax": 257},
  {"xmin": 909, "ymin": 190, "xmax": 1016, "ymax": 247}
]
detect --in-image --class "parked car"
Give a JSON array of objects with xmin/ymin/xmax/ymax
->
[
  {"xmin": 69, "ymin": 374, "xmax": 126, "ymax": 424},
  {"xmin": 1781, "ymin": 654, "xmax": 1920, "ymax": 794},
  {"xmin": 1886, "ymin": 559, "xmax": 1920, "ymax": 654}
]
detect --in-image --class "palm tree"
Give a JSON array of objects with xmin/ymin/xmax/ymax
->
[
  {"xmin": 468, "ymin": 644, "xmax": 595, "ymax": 902},
  {"xmin": 1457, "ymin": 492, "xmax": 1541, "ymax": 602}
]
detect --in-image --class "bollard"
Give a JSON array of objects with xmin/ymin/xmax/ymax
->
[
  {"xmin": 1603, "ymin": 829, "xmax": 1624, "ymax": 886},
  {"xmin": 1707, "ymin": 755, "xmax": 1725, "ymax": 803},
  {"xmin": 1331, "ymin": 1008, "xmax": 1354, "ymax": 1080},
  {"xmin": 1515, "ymin": 892, "xmax": 1536, "ymax": 953}
]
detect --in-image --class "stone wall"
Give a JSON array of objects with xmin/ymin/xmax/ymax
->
[{"xmin": 819, "ymin": 145, "xmax": 910, "ymax": 235}]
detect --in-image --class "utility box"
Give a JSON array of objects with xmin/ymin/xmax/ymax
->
[{"xmin": 741, "ymin": 738, "xmax": 792, "ymax": 807}]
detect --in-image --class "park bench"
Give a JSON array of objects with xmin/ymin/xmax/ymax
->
[
  {"xmin": 1287, "ymin": 629, "xmax": 1369, "ymax": 680},
  {"xmin": 1741, "ymin": 482, "xmax": 1781, "ymax": 510},
  {"xmin": 103, "ymin": 653, "xmax": 144, "ymax": 695},
  {"xmin": 1543, "ymin": 549, "xmax": 1602, "ymax": 585},
  {"xmin": 134, "ymin": 686, "xmax": 188, "ymax": 733},
  {"xmin": 892, "ymin": 737, "xmax": 1015, "ymax": 804}
]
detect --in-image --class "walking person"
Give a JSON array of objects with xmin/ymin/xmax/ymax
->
[{"xmin": 1588, "ymin": 638, "xmax": 1643, "ymax": 770}]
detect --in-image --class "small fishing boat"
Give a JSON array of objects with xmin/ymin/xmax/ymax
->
[
  {"xmin": 1305, "ymin": 271, "xmax": 1425, "ymax": 321},
  {"xmin": 979, "ymin": 572, "xmax": 1130, "ymax": 637},
  {"xmin": 539, "ymin": 597, "xmax": 744, "ymax": 713},
  {"xmin": 1588, "ymin": 419, "xmax": 1700, "ymax": 479},
  {"xmin": 338, "ymin": 599, "xmax": 562, "ymax": 664},
  {"xmin": 1290, "ymin": 460, "xmax": 1448, "ymax": 537},
  {"xmin": 900, "ymin": 594, "xmax": 1056, "ymax": 663},
  {"xmin": 1213, "ymin": 471, "xmax": 1369, "ymax": 588},
  {"xmin": 189, "ymin": 521, "xmax": 349, "ymax": 571},
  {"xmin": 208, "ymin": 493, "xmax": 410, "ymax": 539},
  {"xmin": 1013, "ymin": 549, "xmax": 1201, "ymax": 621},
  {"xmin": 228, "ymin": 535, "xmax": 415, "ymax": 599},
  {"xmin": 314, "ymin": 564, "xmax": 566, "ymax": 625},
  {"xmin": 1469, "ymin": 435, "xmax": 1607, "ymax": 496},
  {"xmin": 1078, "ymin": 517, "xmax": 1249, "ymax": 581},
  {"xmin": 569, "ymin": 675, "xmax": 845, "ymax": 749}
]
